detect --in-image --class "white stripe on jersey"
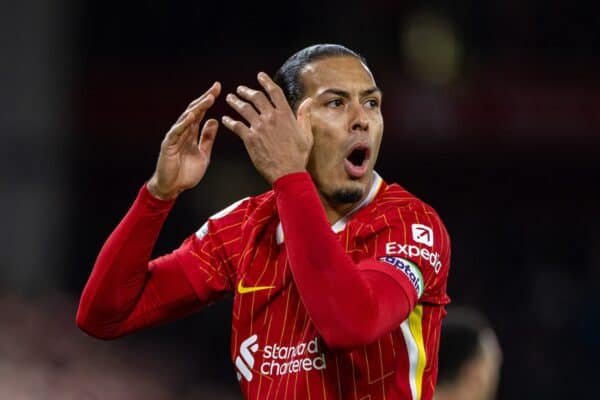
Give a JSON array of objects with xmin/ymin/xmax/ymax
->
[
  {"xmin": 196, "ymin": 197, "xmax": 249, "ymax": 239},
  {"xmin": 401, "ymin": 318, "xmax": 419, "ymax": 400}
]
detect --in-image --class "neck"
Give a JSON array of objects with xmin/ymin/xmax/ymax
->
[
  {"xmin": 321, "ymin": 199, "xmax": 355, "ymax": 225},
  {"xmin": 320, "ymin": 172, "xmax": 376, "ymax": 225}
]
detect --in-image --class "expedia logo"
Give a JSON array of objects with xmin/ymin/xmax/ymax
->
[
  {"xmin": 235, "ymin": 335, "xmax": 327, "ymax": 382},
  {"xmin": 379, "ymin": 256, "xmax": 424, "ymax": 297},
  {"xmin": 385, "ymin": 242, "xmax": 442, "ymax": 274},
  {"xmin": 411, "ymin": 224, "xmax": 433, "ymax": 247}
]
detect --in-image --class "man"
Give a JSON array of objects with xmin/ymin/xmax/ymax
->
[
  {"xmin": 434, "ymin": 307, "xmax": 502, "ymax": 400},
  {"xmin": 77, "ymin": 44, "xmax": 451, "ymax": 399}
]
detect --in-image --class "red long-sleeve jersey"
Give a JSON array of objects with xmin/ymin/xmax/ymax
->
[{"xmin": 77, "ymin": 171, "xmax": 451, "ymax": 399}]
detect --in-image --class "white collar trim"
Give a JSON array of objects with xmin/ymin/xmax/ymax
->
[{"xmin": 276, "ymin": 171, "xmax": 383, "ymax": 245}]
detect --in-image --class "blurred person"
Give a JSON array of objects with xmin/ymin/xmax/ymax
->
[
  {"xmin": 434, "ymin": 307, "xmax": 502, "ymax": 400},
  {"xmin": 77, "ymin": 44, "xmax": 451, "ymax": 399}
]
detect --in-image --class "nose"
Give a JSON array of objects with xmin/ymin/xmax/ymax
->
[{"xmin": 349, "ymin": 101, "xmax": 369, "ymax": 132}]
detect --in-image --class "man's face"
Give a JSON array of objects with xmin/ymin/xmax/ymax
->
[{"xmin": 298, "ymin": 56, "xmax": 383, "ymax": 206}]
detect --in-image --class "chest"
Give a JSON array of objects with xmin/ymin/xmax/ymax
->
[
  {"xmin": 232, "ymin": 237, "xmax": 299, "ymax": 337},
  {"xmin": 231, "ymin": 224, "xmax": 372, "ymax": 334}
]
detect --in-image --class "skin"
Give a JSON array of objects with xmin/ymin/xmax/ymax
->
[
  {"xmin": 147, "ymin": 82, "xmax": 222, "ymax": 200},
  {"xmin": 224, "ymin": 56, "xmax": 384, "ymax": 224},
  {"xmin": 148, "ymin": 56, "xmax": 384, "ymax": 226}
]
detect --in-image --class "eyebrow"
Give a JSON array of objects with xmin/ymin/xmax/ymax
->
[{"xmin": 317, "ymin": 86, "xmax": 382, "ymax": 98}]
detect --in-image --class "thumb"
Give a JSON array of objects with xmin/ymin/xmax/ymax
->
[
  {"xmin": 198, "ymin": 119, "xmax": 219, "ymax": 156},
  {"xmin": 296, "ymin": 98, "xmax": 313, "ymax": 135}
]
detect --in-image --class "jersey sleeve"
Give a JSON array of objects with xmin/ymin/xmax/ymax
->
[
  {"xmin": 171, "ymin": 197, "xmax": 249, "ymax": 301},
  {"xmin": 76, "ymin": 185, "xmax": 249, "ymax": 339},
  {"xmin": 358, "ymin": 204, "xmax": 451, "ymax": 305},
  {"xmin": 273, "ymin": 172, "xmax": 424, "ymax": 348}
]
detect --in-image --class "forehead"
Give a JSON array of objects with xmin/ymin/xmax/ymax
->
[{"xmin": 299, "ymin": 56, "xmax": 377, "ymax": 96}]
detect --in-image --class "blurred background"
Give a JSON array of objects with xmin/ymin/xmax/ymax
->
[{"xmin": 1, "ymin": 0, "xmax": 598, "ymax": 398}]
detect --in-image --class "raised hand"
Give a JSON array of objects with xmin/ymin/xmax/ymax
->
[
  {"xmin": 147, "ymin": 82, "xmax": 221, "ymax": 200},
  {"xmin": 222, "ymin": 72, "xmax": 313, "ymax": 184}
]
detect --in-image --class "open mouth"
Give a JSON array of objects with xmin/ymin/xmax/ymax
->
[
  {"xmin": 347, "ymin": 147, "xmax": 367, "ymax": 166},
  {"xmin": 344, "ymin": 143, "xmax": 370, "ymax": 178}
]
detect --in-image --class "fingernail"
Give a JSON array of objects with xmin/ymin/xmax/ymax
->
[{"xmin": 257, "ymin": 72, "xmax": 266, "ymax": 80}]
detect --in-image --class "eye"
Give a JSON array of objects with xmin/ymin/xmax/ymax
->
[
  {"xmin": 364, "ymin": 99, "xmax": 379, "ymax": 109},
  {"xmin": 327, "ymin": 98, "xmax": 344, "ymax": 108}
]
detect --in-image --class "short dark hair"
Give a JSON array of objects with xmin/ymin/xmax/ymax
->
[
  {"xmin": 437, "ymin": 307, "xmax": 494, "ymax": 386},
  {"xmin": 273, "ymin": 44, "xmax": 367, "ymax": 111}
]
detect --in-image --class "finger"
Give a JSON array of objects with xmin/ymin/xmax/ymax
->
[
  {"xmin": 175, "ymin": 88, "xmax": 219, "ymax": 147},
  {"xmin": 296, "ymin": 97, "xmax": 313, "ymax": 134},
  {"xmin": 198, "ymin": 119, "xmax": 219, "ymax": 156},
  {"xmin": 187, "ymin": 93, "xmax": 216, "ymax": 125},
  {"xmin": 165, "ymin": 111, "xmax": 195, "ymax": 144},
  {"xmin": 176, "ymin": 94, "xmax": 215, "ymax": 147},
  {"xmin": 257, "ymin": 72, "xmax": 288, "ymax": 110},
  {"xmin": 176, "ymin": 82, "xmax": 221, "ymax": 123},
  {"xmin": 236, "ymin": 85, "xmax": 273, "ymax": 114},
  {"xmin": 225, "ymin": 93, "xmax": 259, "ymax": 126},
  {"xmin": 175, "ymin": 93, "xmax": 214, "ymax": 125},
  {"xmin": 221, "ymin": 115, "xmax": 250, "ymax": 140},
  {"xmin": 182, "ymin": 118, "xmax": 202, "ymax": 147},
  {"xmin": 189, "ymin": 81, "xmax": 221, "ymax": 108}
]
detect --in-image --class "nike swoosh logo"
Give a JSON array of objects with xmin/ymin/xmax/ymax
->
[{"xmin": 237, "ymin": 280, "xmax": 275, "ymax": 294}]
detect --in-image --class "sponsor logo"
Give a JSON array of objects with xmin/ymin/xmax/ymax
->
[
  {"xmin": 379, "ymin": 256, "xmax": 424, "ymax": 297},
  {"xmin": 411, "ymin": 224, "xmax": 433, "ymax": 247},
  {"xmin": 237, "ymin": 280, "xmax": 275, "ymax": 295},
  {"xmin": 235, "ymin": 335, "xmax": 327, "ymax": 382},
  {"xmin": 236, "ymin": 335, "xmax": 259, "ymax": 382},
  {"xmin": 385, "ymin": 241, "xmax": 442, "ymax": 274}
]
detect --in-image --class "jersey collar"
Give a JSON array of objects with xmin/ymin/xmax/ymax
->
[{"xmin": 276, "ymin": 171, "xmax": 383, "ymax": 245}]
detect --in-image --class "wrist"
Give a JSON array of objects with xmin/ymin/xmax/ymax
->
[
  {"xmin": 146, "ymin": 177, "xmax": 178, "ymax": 201},
  {"xmin": 139, "ymin": 182, "xmax": 177, "ymax": 211},
  {"xmin": 269, "ymin": 168, "xmax": 308, "ymax": 185},
  {"xmin": 272, "ymin": 171, "xmax": 312, "ymax": 190}
]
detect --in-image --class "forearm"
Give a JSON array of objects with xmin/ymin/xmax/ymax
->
[
  {"xmin": 76, "ymin": 184, "xmax": 175, "ymax": 335},
  {"xmin": 274, "ymin": 173, "xmax": 415, "ymax": 349}
]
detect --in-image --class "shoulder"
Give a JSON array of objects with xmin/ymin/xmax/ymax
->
[
  {"xmin": 361, "ymin": 181, "xmax": 448, "ymax": 235},
  {"xmin": 195, "ymin": 190, "xmax": 277, "ymax": 240},
  {"xmin": 358, "ymin": 180, "xmax": 451, "ymax": 303},
  {"xmin": 354, "ymin": 180, "xmax": 451, "ymax": 270}
]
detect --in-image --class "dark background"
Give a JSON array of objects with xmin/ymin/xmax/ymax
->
[{"xmin": 1, "ymin": 0, "xmax": 598, "ymax": 398}]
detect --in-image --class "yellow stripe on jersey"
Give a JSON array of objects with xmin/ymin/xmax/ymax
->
[{"xmin": 400, "ymin": 305, "xmax": 427, "ymax": 400}]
